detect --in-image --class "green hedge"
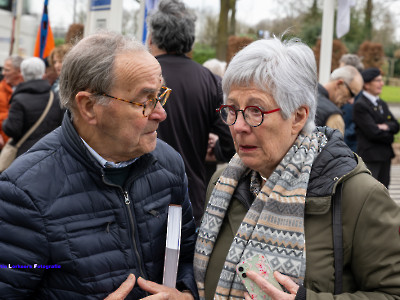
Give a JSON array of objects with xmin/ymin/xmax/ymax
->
[{"xmin": 191, "ymin": 43, "xmax": 216, "ymax": 65}]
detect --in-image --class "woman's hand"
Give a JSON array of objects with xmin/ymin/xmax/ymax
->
[{"xmin": 244, "ymin": 271, "xmax": 299, "ymax": 300}]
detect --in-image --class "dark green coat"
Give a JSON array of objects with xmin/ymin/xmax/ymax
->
[{"xmin": 201, "ymin": 128, "xmax": 400, "ymax": 299}]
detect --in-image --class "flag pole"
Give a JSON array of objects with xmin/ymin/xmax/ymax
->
[
  {"xmin": 9, "ymin": 0, "xmax": 17, "ymax": 56},
  {"xmin": 137, "ymin": 0, "xmax": 145, "ymax": 42},
  {"xmin": 11, "ymin": 0, "xmax": 23, "ymax": 56},
  {"xmin": 319, "ymin": 0, "xmax": 335, "ymax": 84}
]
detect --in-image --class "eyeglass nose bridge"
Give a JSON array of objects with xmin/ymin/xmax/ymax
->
[{"xmin": 234, "ymin": 109, "xmax": 248, "ymax": 125}]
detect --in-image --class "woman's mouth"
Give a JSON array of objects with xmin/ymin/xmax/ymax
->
[{"xmin": 239, "ymin": 145, "xmax": 257, "ymax": 152}]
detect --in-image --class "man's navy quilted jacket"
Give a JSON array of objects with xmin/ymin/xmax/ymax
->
[{"xmin": 0, "ymin": 113, "xmax": 198, "ymax": 299}]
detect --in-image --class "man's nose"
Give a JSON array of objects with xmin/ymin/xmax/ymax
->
[{"xmin": 149, "ymin": 102, "xmax": 167, "ymax": 121}]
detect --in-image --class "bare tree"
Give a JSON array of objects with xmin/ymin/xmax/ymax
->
[
  {"xmin": 216, "ymin": 0, "xmax": 231, "ymax": 60},
  {"xmin": 229, "ymin": 0, "xmax": 236, "ymax": 36},
  {"xmin": 365, "ymin": 0, "xmax": 373, "ymax": 40},
  {"xmin": 197, "ymin": 13, "xmax": 219, "ymax": 47}
]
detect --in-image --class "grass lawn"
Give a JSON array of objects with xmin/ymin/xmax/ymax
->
[
  {"xmin": 381, "ymin": 86, "xmax": 400, "ymax": 103},
  {"xmin": 381, "ymin": 86, "xmax": 400, "ymax": 143}
]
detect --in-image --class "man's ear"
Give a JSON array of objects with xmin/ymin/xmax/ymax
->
[
  {"xmin": 75, "ymin": 91, "xmax": 98, "ymax": 125},
  {"xmin": 335, "ymin": 78, "xmax": 344, "ymax": 89},
  {"xmin": 292, "ymin": 105, "xmax": 309, "ymax": 135}
]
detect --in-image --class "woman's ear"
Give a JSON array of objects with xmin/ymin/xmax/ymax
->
[
  {"xmin": 292, "ymin": 106, "xmax": 309, "ymax": 135},
  {"xmin": 75, "ymin": 91, "xmax": 98, "ymax": 125}
]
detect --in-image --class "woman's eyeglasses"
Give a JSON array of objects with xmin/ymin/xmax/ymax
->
[
  {"xmin": 95, "ymin": 86, "xmax": 171, "ymax": 117},
  {"xmin": 217, "ymin": 105, "xmax": 280, "ymax": 127}
]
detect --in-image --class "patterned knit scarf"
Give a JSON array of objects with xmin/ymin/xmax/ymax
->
[{"xmin": 194, "ymin": 130, "xmax": 327, "ymax": 300}]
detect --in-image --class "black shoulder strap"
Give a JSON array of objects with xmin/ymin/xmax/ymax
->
[{"xmin": 332, "ymin": 182, "xmax": 343, "ymax": 295}]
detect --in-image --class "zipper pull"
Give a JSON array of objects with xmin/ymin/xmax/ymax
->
[{"xmin": 124, "ymin": 191, "xmax": 130, "ymax": 205}]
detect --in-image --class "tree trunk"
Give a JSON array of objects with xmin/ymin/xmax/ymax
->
[
  {"xmin": 364, "ymin": 0, "xmax": 373, "ymax": 40},
  {"xmin": 216, "ymin": 0, "xmax": 230, "ymax": 61},
  {"xmin": 229, "ymin": 0, "xmax": 236, "ymax": 36}
]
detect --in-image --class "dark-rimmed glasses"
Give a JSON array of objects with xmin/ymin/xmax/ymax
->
[
  {"xmin": 95, "ymin": 86, "xmax": 171, "ymax": 117},
  {"xmin": 217, "ymin": 105, "xmax": 281, "ymax": 127},
  {"xmin": 343, "ymin": 81, "xmax": 355, "ymax": 98}
]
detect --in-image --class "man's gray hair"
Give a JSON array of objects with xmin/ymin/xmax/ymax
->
[
  {"xmin": 339, "ymin": 54, "xmax": 364, "ymax": 72},
  {"xmin": 21, "ymin": 57, "xmax": 45, "ymax": 81},
  {"xmin": 222, "ymin": 37, "xmax": 317, "ymax": 133},
  {"xmin": 147, "ymin": 0, "xmax": 196, "ymax": 55},
  {"xmin": 59, "ymin": 31, "xmax": 147, "ymax": 114},
  {"xmin": 5, "ymin": 55, "xmax": 23, "ymax": 70},
  {"xmin": 330, "ymin": 65, "xmax": 360, "ymax": 85}
]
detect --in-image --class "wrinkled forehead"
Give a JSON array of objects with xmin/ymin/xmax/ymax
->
[{"xmin": 112, "ymin": 51, "xmax": 164, "ymax": 89}]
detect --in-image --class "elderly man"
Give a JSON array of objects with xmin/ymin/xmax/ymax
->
[
  {"xmin": 353, "ymin": 67, "xmax": 400, "ymax": 188},
  {"xmin": 0, "ymin": 56, "xmax": 24, "ymax": 147},
  {"xmin": 316, "ymin": 65, "xmax": 363, "ymax": 135},
  {"xmin": 0, "ymin": 32, "xmax": 197, "ymax": 300}
]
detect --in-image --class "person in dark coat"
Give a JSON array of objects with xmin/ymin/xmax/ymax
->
[
  {"xmin": 147, "ymin": 0, "xmax": 235, "ymax": 226},
  {"xmin": 0, "ymin": 32, "xmax": 198, "ymax": 300},
  {"xmin": 353, "ymin": 67, "xmax": 399, "ymax": 188},
  {"xmin": 2, "ymin": 57, "xmax": 63, "ymax": 157}
]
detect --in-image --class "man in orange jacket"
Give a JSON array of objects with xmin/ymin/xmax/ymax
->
[{"xmin": 0, "ymin": 56, "xmax": 24, "ymax": 148}]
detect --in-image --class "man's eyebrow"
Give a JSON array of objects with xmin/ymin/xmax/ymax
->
[{"xmin": 142, "ymin": 88, "xmax": 158, "ymax": 94}]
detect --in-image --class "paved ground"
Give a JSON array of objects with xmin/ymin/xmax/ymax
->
[
  {"xmin": 388, "ymin": 103, "xmax": 400, "ymax": 119},
  {"xmin": 387, "ymin": 104, "xmax": 400, "ymax": 206},
  {"xmin": 389, "ymin": 164, "xmax": 400, "ymax": 206}
]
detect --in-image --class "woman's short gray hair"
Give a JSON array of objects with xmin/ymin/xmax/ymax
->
[
  {"xmin": 222, "ymin": 37, "xmax": 317, "ymax": 133},
  {"xmin": 59, "ymin": 31, "xmax": 147, "ymax": 115},
  {"xmin": 21, "ymin": 57, "xmax": 45, "ymax": 81}
]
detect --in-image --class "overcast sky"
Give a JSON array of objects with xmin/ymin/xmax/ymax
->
[
  {"xmin": 30, "ymin": 0, "xmax": 400, "ymax": 41},
  {"xmin": 29, "ymin": 0, "xmax": 304, "ymax": 28}
]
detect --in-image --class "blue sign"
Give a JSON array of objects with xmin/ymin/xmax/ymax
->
[{"xmin": 91, "ymin": 0, "xmax": 111, "ymax": 11}]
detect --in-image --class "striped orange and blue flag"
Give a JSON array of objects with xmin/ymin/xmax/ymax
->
[{"xmin": 33, "ymin": 0, "xmax": 55, "ymax": 59}]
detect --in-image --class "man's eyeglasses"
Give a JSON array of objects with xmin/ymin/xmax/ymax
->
[
  {"xmin": 216, "ymin": 105, "xmax": 281, "ymax": 127},
  {"xmin": 343, "ymin": 81, "xmax": 355, "ymax": 98},
  {"xmin": 95, "ymin": 86, "xmax": 171, "ymax": 117}
]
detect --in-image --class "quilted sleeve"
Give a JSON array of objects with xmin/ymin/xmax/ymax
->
[{"xmin": 0, "ymin": 179, "xmax": 49, "ymax": 299}]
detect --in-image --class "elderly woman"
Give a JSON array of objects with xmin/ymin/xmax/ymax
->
[
  {"xmin": 3, "ymin": 57, "xmax": 63, "ymax": 157},
  {"xmin": 194, "ymin": 37, "xmax": 400, "ymax": 300}
]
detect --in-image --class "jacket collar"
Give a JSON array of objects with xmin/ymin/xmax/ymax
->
[{"xmin": 60, "ymin": 111, "xmax": 157, "ymax": 179}]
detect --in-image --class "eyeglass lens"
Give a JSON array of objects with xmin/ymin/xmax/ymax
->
[
  {"xmin": 220, "ymin": 106, "xmax": 264, "ymax": 127},
  {"xmin": 143, "ymin": 87, "xmax": 170, "ymax": 116}
]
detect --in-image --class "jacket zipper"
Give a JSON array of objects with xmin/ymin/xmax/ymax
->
[
  {"xmin": 123, "ymin": 190, "xmax": 146, "ymax": 279},
  {"xmin": 100, "ymin": 174, "xmax": 148, "ymax": 279}
]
